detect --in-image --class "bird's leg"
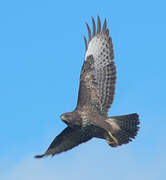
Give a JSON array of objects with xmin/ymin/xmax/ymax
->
[
  {"xmin": 106, "ymin": 136, "xmax": 115, "ymax": 145},
  {"xmin": 108, "ymin": 131, "xmax": 118, "ymax": 145}
]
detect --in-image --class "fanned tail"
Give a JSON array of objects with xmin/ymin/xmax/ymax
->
[{"xmin": 105, "ymin": 113, "xmax": 140, "ymax": 147}]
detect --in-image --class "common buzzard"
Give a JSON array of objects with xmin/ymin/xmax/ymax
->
[{"xmin": 35, "ymin": 17, "xmax": 140, "ymax": 158}]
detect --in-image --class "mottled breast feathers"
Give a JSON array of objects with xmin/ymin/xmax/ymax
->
[{"xmin": 77, "ymin": 17, "xmax": 116, "ymax": 117}]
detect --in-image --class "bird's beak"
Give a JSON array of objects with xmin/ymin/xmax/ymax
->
[
  {"xmin": 61, "ymin": 115, "xmax": 70, "ymax": 125},
  {"xmin": 61, "ymin": 115, "xmax": 66, "ymax": 121}
]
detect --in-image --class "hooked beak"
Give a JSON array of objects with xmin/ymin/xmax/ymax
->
[
  {"xmin": 61, "ymin": 115, "xmax": 65, "ymax": 120},
  {"xmin": 61, "ymin": 115, "xmax": 69, "ymax": 124}
]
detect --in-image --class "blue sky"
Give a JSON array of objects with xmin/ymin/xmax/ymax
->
[{"xmin": 0, "ymin": 0, "xmax": 166, "ymax": 179}]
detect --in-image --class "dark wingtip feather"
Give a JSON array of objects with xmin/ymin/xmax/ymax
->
[
  {"xmin": 102, "ymin": 18, "xmax": 107, "ymax": 33},
  {"xmin": 34, "ymin": 154, "xmax": 45, "ymax": 158},
  {"xmin": 91, "ymin": 16, "xmax": 96, "ymax": 37},
  {"xmin": 85, "ymin": 23, "xmax": 91, "ymax": 42},
  {"xmin": 83, "ymin": 16, "xmax": 110, "ymax": 50},
  {"xmin": 97, "ymin": 16, "xmax": 101, "ymax": 33},
  {"xmin": 105, "ymin": 29, "xmax": 109, "ymax": 36},
  {"xmin": 83, "ymin": 36, "xmax": 88, "ymax": 51}
]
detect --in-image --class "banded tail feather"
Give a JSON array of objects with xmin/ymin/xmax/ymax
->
[{"xmin": 105, "ymin": 113, "xmax": 140, "ymax": 147}]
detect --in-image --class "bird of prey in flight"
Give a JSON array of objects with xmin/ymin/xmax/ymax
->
[{"xmin": 35, "ymin": 16, "xmax": 140, "ymax": 158}]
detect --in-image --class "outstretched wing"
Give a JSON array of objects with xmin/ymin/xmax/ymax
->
[
  {"xmin": 35, "ymin": 126, "xmax": 92, "ymax": 158},
  {"xmin": 76, "ymin": 17, "xmax": 116, "ymax": 117}
]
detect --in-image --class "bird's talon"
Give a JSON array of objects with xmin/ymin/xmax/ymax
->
[{"xmin": 108, "ymin": 131, "xmax": 118, "ymax": 144}]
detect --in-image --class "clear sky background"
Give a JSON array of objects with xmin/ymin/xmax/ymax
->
[{"xmin": 0, "ymin": 0, "xmax": 166, "ymax": 179}]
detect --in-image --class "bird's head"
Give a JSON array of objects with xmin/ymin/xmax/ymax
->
[{"xmin": 60, "ymin": 112, "xmax": 73, "ymax": 125}]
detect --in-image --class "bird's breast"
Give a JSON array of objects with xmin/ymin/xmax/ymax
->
[{"xmin": 82, "ymin": 116, "xmax": 91, "ymax": 127}]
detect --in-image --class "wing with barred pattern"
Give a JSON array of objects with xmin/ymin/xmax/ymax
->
[{"xmin": 76, "ymin": 17, "xmax": 116, "ymax": 117}]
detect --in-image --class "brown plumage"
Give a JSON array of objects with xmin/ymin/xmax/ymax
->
[{"xmin": 35, "ymin": 16, "xmax": 140, "ymax": 158}]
